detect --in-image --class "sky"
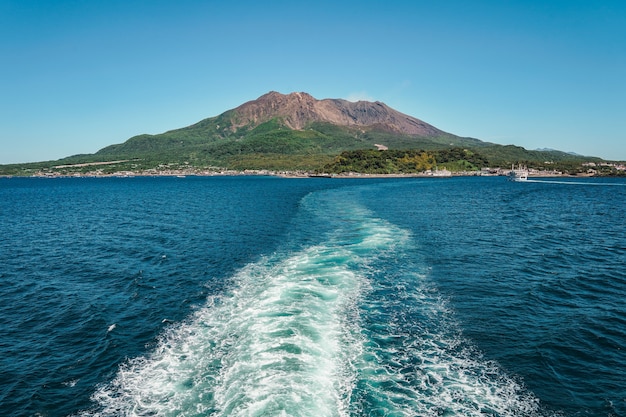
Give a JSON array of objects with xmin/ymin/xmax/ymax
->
[{"xmin": 1, "ymin": 0, "xmax": 625, "ymax": 164}]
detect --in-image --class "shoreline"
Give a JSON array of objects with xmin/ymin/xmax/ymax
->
[{"xmin": 1, "ymin": 168, "xmax": 597, "ymax": 180}]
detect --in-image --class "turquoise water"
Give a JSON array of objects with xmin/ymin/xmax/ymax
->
[{"xmin": 1, "ymin": 176, "xmax": 624, "ymax": 416}]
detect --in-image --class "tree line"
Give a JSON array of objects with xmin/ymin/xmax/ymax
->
[{"xmin": 323, "ymin": 148, "xmax": 489, "ymax": 174}]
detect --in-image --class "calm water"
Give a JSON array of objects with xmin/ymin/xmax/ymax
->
[{"xmin": 1, "ymin": 176, "xmax": 624, "ymax": 417}]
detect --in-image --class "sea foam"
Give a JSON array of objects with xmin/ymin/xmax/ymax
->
[{"xmin": 78, "ymin": 189, "xmax": 549, "ymax": 417}]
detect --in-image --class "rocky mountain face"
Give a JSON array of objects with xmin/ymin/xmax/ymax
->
[{"xmin": 231, "ymin": 91, "xmax": 446, "ymax": 136}]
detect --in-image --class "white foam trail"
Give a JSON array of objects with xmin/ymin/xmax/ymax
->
[
  {"xmin": 77, "ymin": 189, "xmax": 551, "ymax": 417},
  {"xmin": 351, "ymin": 266, "xmax": 551, "ymax": 416},
  {"xmin": 80, "ymin": 196, "xmax": 404, "ymax": 417},
  {"xmin": 525, "ymin": 179, "xmax": 626, "ymax": 186}
]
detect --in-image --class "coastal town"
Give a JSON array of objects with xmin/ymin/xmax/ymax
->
[{"xmin": 7, "ymin": 159, "xmax": 625, "ymax": 179}]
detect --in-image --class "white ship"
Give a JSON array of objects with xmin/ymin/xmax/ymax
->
[{"xmin": 508, "ymin": 164, "xmax": 529, "ymax": 181}]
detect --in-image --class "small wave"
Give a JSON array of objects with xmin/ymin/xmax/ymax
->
[{"xmin": 63, "ymin": 379, "xmax": 79, "ymax": 388}]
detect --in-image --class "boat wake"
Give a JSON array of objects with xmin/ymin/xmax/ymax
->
[
  {"xmin": 524, "ymin": 179, "xmax": 626, "ymax": 186},
  {"xmin": 76, "ymin": 188, "xmax": 553, "ymax": 417}
]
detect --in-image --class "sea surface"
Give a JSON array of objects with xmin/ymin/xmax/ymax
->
[{"xmin": 1, "ymin": 175, "xmax": 624, "ymax": 417}]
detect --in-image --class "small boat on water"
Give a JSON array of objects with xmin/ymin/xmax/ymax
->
[{"xmin": 508, "ymin": 164, "xmax": 529, "ymax": 181}]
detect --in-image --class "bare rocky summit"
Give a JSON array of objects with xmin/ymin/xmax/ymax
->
[{"xmin": 231, "ymin": 91, "xmax": 445, "ymax": 137}]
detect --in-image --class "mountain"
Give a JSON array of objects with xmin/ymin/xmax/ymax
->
[
  {"xmin": 92, "ymin": 91, "xmax": 488, "ymax": 170},
  {"xmin": 1, "ymin": 91, "xmax": 602, "ymax": 176}
]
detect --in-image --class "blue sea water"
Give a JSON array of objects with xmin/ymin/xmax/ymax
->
[{"xmin": 0, "ymin": 175, "xmax": 624, "ymax": 417}]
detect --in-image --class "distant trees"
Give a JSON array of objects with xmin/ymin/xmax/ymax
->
[
  {"xmin": 324, "ymin": 149, "xmax": 429, "ymax": 174},
  {"xmin": 323, "ymin": 147, "xmax": 487, "ymax": 174},
  {"xmin": 435, "ymin": 148, "xmax": 489, "ymax": 167}
]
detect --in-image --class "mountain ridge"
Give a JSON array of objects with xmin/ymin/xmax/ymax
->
[{"xmin": 229, "ymin": 91, "xmax": 447, "ymax": 136}]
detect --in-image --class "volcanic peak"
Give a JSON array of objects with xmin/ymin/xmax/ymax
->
[{"xmin": 232, "ymin": 91, "xmax": 445, "ymax": 136}]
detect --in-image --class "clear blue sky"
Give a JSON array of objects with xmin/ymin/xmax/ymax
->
[{"xmin": 1, "ymin": 0, "xmax": 625, "ymax": 164}]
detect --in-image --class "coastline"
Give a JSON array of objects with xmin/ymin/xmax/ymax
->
[
  {"xmin": 2, "ymin": 157, "xmax": 624, "ymax": 179},
  {"xmin": 1, "ymin": 167, "xmax": 589, "ymax": 180}
]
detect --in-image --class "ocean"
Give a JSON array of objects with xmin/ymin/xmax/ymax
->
[{"xmin": 1, "ymin": 175, "xmax": 624, "ymax": 417}]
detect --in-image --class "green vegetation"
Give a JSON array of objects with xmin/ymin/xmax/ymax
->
[
  {"xmin": 323, "ymin": 149, "xmax": 434, "ymax": 174},
  {"xmin": 322, "ymin": 148, "xmax": 490, "ymax": 174}
]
